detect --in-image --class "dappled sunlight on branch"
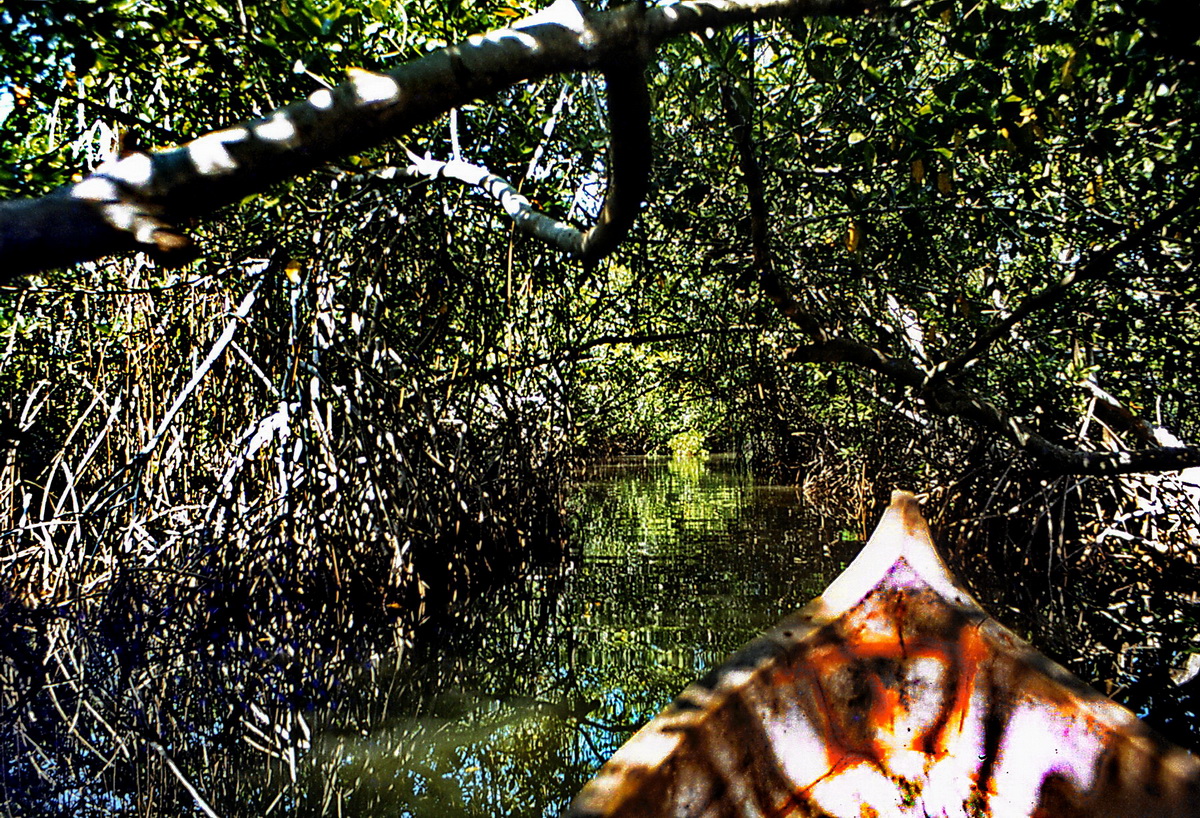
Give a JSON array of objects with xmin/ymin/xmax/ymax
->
[
  {"xmin": 400, "ymin": 58, "xmax": 650, "ymax": 261},
  {"xmin": 0, "ymin": 0, "xmax": 881, "ymax": 276}
]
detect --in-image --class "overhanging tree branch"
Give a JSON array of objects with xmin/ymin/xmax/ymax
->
[
  {"xmin": 786, "ymin": 337, "xmax": 1200, "ymax": 475},
  {"xmin": 0, "ymin": 0, "xmax": 881, "ymax": 279},
  {"xmin": 402, "ymin": 59, "xmax": 651, "ymax": 259},
  {"xmin": 713, "ymin": 27, "xmax": 1199, "ymax": 476},
  {"xmin": 718, "ymin": 49, "xmax": 827, "ymax": 342}
]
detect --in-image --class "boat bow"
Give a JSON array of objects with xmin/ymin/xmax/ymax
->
[{"xmin": 564, "ymin": 491, "xmax": 1200, "ymax": 817}]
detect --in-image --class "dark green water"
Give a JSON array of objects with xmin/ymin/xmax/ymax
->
[{"xmin": 304, "ymin": 457, "xmax": 856, "ymax": 816}]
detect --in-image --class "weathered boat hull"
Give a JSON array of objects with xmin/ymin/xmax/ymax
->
[{"xmin": 564, "ymin": 492, "xmax": 1200, "ymax": 817}]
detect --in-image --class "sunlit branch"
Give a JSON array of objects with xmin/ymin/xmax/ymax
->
[
  {"xmin": 404, "ymin": 151, "xmax": 588, "ymax": 250},
  {"xmin": 402, "ymin": 61, "xmax": 650, "ymax": 261},
  {"xmin": 0, "ymin": 0, "xmax": 880, "ymax": 278}
]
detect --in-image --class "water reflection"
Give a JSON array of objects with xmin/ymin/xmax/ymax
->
[{"xmin": 305, "ymin": 457, "xmax": 853, "ymax": 816}]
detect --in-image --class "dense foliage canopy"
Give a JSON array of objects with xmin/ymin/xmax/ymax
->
[{"xmin": 1, "ymin": 0, "xmax": 1198, "ymax": 813}]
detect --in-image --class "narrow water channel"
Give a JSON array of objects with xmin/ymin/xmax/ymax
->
[{"xmin": 305, "ymin": 457, "xmax": 857, "ymax": 816}]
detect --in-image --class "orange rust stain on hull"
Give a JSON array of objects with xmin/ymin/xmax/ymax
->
[{"xmin": 563, "ymin": 493, "xmax": 1200, "ymax": 818}]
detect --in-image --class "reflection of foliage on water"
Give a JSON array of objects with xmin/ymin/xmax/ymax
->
[
  {"xmin": 567, "ymin": 458, "xmax": 850, "ymax": 770},
  {"xmin": 300, "ymin": 558, "xmax": 599, "ymax": 817},
  {"xmin": 573, "ymin": 457, "xmax": 746, "ymax": 557},
  {"xmin": 295, "ymin": 458, "xmax": 849, "ymax": 816}
]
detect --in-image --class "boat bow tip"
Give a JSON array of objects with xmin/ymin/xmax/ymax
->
[{"xmin": 820, "ymin": 489, "xmax": 974, "ymax": 616}]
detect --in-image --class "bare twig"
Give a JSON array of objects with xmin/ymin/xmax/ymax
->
[
  {"xmin": 149, "ymin": 740, "xmax": 222, "ymax": 818},
  {"xmin": 135, "ymin": 286, "xmax": 258, "ymax": 462},
  {"xmin": 21, "ymin": 79, "xmax": 183, "ymax": 144}
]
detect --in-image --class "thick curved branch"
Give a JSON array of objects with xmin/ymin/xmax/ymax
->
[
  {"xmin": 786, "ymin": 337, "xmax": 1200, "ymax": 475},
  {"xmin": 0, "ymin": 0, "xmax": 879, "ymax": 278},
  {"xmin": 403, "ymin": 60, "xmax": 650, "ymax": 261},
  {"xmin": 719, "ymin": 61, "xmax": 826, "ymax": 341},
  {"xmin": 577, "ymin": 60, "xmax": 653, "ymax": 261}
]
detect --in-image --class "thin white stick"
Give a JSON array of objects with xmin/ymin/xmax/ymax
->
[
  {"xmin": 138, "ymin": 287, "xmax": 258, "ymax": 460},
  {"xmin": 151, "ymin": 741, "xmax": 222, "ymax": 818}
]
